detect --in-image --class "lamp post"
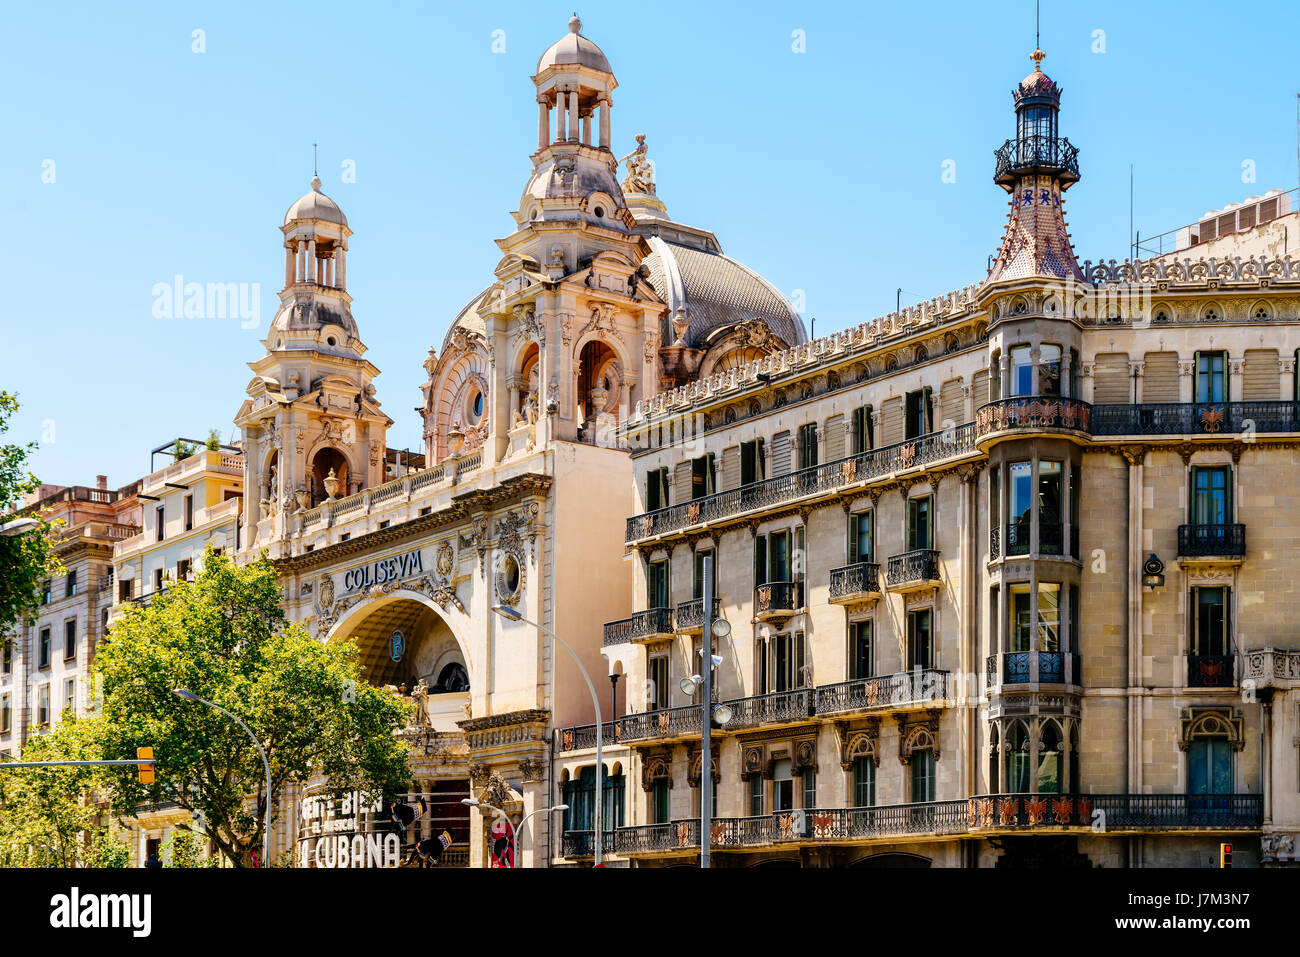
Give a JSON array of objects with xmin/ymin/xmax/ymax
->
[
  {"xmin": 492, "ymin": 604, "xmax": 604, "ymax": 866},
  {"xmin": 461, "ymin": 797, "xmax": 514, "ymax": 867},
  {"xmin": 173, "ymin": 688, "xmax": 272, "ymax": 868}
]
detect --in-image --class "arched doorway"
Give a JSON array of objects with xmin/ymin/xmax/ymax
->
[{"xmin": 310, "ymin": 447, "xmax": 350, "ymax": 506}]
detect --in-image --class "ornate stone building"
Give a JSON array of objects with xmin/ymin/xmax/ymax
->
[
  {"xmin": 230, "ymin": 16, "xmax": 804, "ymax": 867},
  {"xmin": 554, "ymin": 48, "xmax": 1300, "ymax": 867}
]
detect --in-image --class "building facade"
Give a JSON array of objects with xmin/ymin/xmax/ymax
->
[{"xmin": 554, "ymin": 49, "xmax": 1300, "ymax": 868}]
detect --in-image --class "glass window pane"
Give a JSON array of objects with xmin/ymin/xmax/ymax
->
[
  {"xmin": 1011, "ymin": 586, "xmax": 1032, "ymax": 652},
  {"xmin": 1039, "ymin": 344, "xmax": 1061, "ymax": 396},
  {"xmin": 853, "ymin": 757, "xmax": 875, "ymax": 807},
  {"xmin": 1011, "ymin": 346, "xmax": 1033, "ymax": 396},
  {"xmin": 1037, "ymin": 584, "xmax": 1060, "ymax": 651}
]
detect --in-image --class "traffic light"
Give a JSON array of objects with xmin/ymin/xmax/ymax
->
[
  {"xmin": 136, "ymin": 747, "xmax": 154, "ymax": 785},
  {"xmin": 1220, "ymin": 842, "xmax": 1233, "ymax": 868}
]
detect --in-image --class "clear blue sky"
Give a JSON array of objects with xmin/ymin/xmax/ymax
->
[{"xmin": 3, "ymin": 0, "xmax": 1298, "ymax": 487}]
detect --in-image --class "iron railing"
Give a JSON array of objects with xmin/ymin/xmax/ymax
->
[
  {"xmin": 602, "ymin": 607, "xmax": 674, "ymax": 646},
  {"xmin": 614, "ymin": 820, "xmax": 700, "ymax": 854},
  {"xmin": 885, "ymin": 549, "xmax": 941, "ymax": 587},
  {"xmin": 1005, "ymin": 521, "xmax": 1030, "ymax": 556},
  {"xmin": 991, "ymin": 651, "xmax": 1079, "ymax": 686},
  {"xmin": 755, "ymin": 580, "xmax": 802, "ymax": 615},
  {"xmin": 617, "ymin": 706, "xmax": 702, "ymax": 743},
  {"xmin": 1090, "ymin": 793, "xmax": 1261, "ymax": 829},
  {"xmin": 557, "ymin": 722, "xmax": 621, "ymax": 752},
  {"xmin": 626, "ymin": 424, "xmax": 977, "ymax": 543},
  {"xmin": 993, "ymin": 134, "xmax": 1080, "ymax": 183},
  {"xmin": 1188, "ymin": 654, "xmax": 1235, "ymax": 688},
  {"xmin": 829, "ymin": 562, "xmax": 880, "ymax": 600},
  {"xmin": 990, "ymin": 525, "xmax": 1000, "ymax": 559},
  {"xmin": 561, "ymin": 830, "xmax": 616, "ymax": 858},
  {"xmin": 815, "ymin": 670, "xmax": 952, "ymax": 717},
  {"xmin": 1178, "ymin": 524, "xmax": 1246, "ymax": 558},
  {"xmin": 675, "ymin": 597, "xmax": 720, "ymax": 632},
  {"xmin": 976, "ymin": 396, "xmax": 1091, "ymax": 437},
  {"xmin": 724, "ymin": 688, "xmax": 815, "ymax": 731},
  {"xmin": 1091, "ymin": 401, "xmax": 1300, "ymax": 436}
]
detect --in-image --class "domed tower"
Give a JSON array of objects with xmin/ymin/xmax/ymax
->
[
  {"xmin": 986, "ymin": 48, "xmax": 1082, "ymax": 285},
  {"xmin": 235, "ymin": 174, "xmax": 391, "ymax": 558}
]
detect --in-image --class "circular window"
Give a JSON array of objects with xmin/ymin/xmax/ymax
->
[
  {"xmin": 504, "ymin": 555, "xmax": 520, "ymax": 594},
  {"xmin": 327, "ymin": 336, "xmax": 336, "ymax": 346},
  {"xmin": 495, "ymin": 553, "xmax": 523, "ymax": 604},
  {"xmin": 473, "ymin": 392, "xmax": 484, "ymax": 417},
  {"xmin": 594, "ymin": 206, "xmax": 604, "ymax": 218}
]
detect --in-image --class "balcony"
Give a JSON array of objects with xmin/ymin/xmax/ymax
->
[
  {"xmin": 975, "ymin": 396, "xmax": 1091, "ymax": 441},
  {"xmin": 828, "ymin": 562, "xmax": 881, "ymax": 604},
  {"xmin": 993, "ymin": 134, "xmax": 1080, "ymax": 187},
  {"xmin": 815, "ymin": 670, "xmax": 952, "ymax": 718},
  {"xmin": 1178, "ymin": 524, "xmax": 1245, "ymax": 561},
  {"xmin": 988, "ymin": 651, "xmax": 1081, "ymax": 687},
  {"xmin": 561, "ymin": 830, "xmax": 616, "ymax": 859},
  {"xmin": 1005, "ymin": 522, "xmax": 1030, "ymax": 557},
  {"xmin": 615, "ymin": 820, "xmax": 700, "ymax": 856},
  {"xmin": 557, "ymin": 721, "xmax": 621, "ymax": 752},
  {"xmin": 885, "ymin": 549, "xmax": 941, "ymax": 593},
  {"xmin": 626, "ymin": 424, "xmax": 978, "ymax": 544},
  {"xmin": 724, "ymin": 688, "xmax": 815, "ymax": 731},
  {"xmin": 1188, "ymin": 654, "xmax": 1235, "ymax": 689},
  {"xmin": 602, "ymin": 608, "xmax": 674, "ymax": 647},
  {"xmin": 675, "ymin": 597, "xmax": 720, "ymax": 635},
  {"xmin": 1091, "ymin": 401, "xmax": 1300, "ymax": 437},
  {"xmin": 754, "ymin": 581, "xmax": 802, "ymax": 621},
  {"xmin": 616, "ymin": 705, "xmax": 703, "ymax": 744}
]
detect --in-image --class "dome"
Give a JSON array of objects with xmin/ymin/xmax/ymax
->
[
  {"xmin": 642, "ymin": 235, "xmax": 806, "ymax": 350},
  {"xmin": 269, "ymin": 297, "xmax": 359, "ymax": 344},
  {"xmin": 1018, "ymin": 68, "xmax": 1056, "ymax": 96},
  {"xmin": 284, "ymin": 175, "xmax": 348, "ymax": 227},
  {"xmin": 536, "ymin": 16, "xmax": 612, "ymax": 75}
]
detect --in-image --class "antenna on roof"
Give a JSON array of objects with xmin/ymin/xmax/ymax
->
[{"xmin": 1036, "ymin": 0, "xmax": 1040, "ymax": 51}]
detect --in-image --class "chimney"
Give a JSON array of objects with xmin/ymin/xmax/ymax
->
[{"xmin": 96, "ymin": 475, "xmax": 108, "ymax": 490}]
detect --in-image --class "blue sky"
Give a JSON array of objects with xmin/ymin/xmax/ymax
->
[{"xmin": 3, "ymin": 0, "xmax": 1298, "ymax": 487}]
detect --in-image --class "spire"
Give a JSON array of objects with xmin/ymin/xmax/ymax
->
[{"xmin": 985, "ymin": 47, "xmax": 1082, "ymax": 285}]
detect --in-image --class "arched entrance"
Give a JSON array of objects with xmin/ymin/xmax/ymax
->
[
  {"xmin": 310, "ymin": 446, "xmax": 350, "ymax": 506},
  {"xmin": 577, "ymin": 339, "xmax": 620, "ymax": 442}
]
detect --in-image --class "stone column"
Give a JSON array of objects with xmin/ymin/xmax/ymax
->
[
  {"xmin": 1060, "ymin": 352, "xmax": 1073, "ymax": 399},
  {"xmin": 537, "ymin": 96, "xmax": 549, "ymax": 151},
  {"xmin": 568, "ymin": 90, "xmax": 579, "ymax": 142},
  {"xmin": 581, "ymin": 112, "xmax": 591, "ymax": 145},
  {"xmin": 284, "ymin": 244, "xmax": 294, "ymax": 288},
  {"xmin": 599, "ymin": 95, "xmax": 610, "ymax": 149},
  {"xmin": 307, "ymin": 239, "xmax": 317, "ymax": 284},
  {"xmin": 326, "ymin": 254, "xmax": 334, "ymax": 288},
  {"xmin": 998, "ymin": 354, "xmax": 1010, "ymax": 399},
  {"xmin": 338, "ymin": 244, "xmax": 346, "ymax": 290}
]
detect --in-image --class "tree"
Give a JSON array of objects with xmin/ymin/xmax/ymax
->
[
  {"xmin": 0, "ymin": 391, "xmax": 63, "ymax": 643},
  {"xmin": 92, "ymin": 548, "xmax": 411, "ymax": 866},
  {"xmin": 205, "ymin": 429, "xmax": 222, "ymax": 451}
]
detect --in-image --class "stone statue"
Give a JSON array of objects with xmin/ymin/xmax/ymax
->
[
  {"xmin": 411, "ymin": 679, "xmax": 431, "ymax": 727},
  {"xmin": 619, "ymin": 134, "xmax": 656, "ymax": 195}
]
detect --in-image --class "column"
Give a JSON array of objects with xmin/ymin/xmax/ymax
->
[
  {"xmin": 307, "ymin": 239, "xmax": 317, "ymax": 284},
  {"xmin": 1060, "ymin": 352, "xmax": 1073, "ymax": 399},
  {"xmin": 581, "ymin": 112, "xmax": 591, "ymax": 146},
  {"xmin": 599, "ymin": 95, "xmax": 610, "ymax": 149},
  {"xmin": 998, "ymin": 354, "xmax": 1010, "ymax": 400},
  {"xmin": 537, "ymin": 96, "xmax": 549, "ymax": 151},
  {"xmin": 297, "ymin": 241, "xmax": 306, "ymax": 283},
  {"xmin": 557, "ymin": 89, "xmax": 568, "ymax": 141},
  {"xmin": 338, "ymin": 244, "xmax": 346, "ymax": 290},
  {"xmin": 568, "ymin": 90, "xmax": 579, "ymax": 142},
  {"xmin": 284, "ymin": 244, "xmax": 294, "ymax": 288},
  {"xmin": 326, "ymin": 255, "xmax": 334, "ymax": 288}
]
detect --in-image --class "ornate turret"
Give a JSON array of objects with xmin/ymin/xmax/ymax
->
[{"xmin": 986, "ymin": 49, "xmax": 1083, "ymax": 284}]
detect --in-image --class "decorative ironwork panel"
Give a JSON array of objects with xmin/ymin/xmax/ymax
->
[
  {"xmin": 675, "ymin": 597, "xmax": 720, "ymax": 632},
  {"xmin": 829, "ymin": 562, "xmax": 880, "ymax": 600},
  {"xmin": 602, "ymin": 607, "xmax": 674, "ymax": 646},
  {"xmin": 815, "ymin": 670, "xmax": 952, "ymax": 717},
  {"xmin": 885, "ymin": 549, "xmax": 941, "ymax": 587},
  {"xmin": 1178, "ymin": 524, "xmax": 1246, "ymax": 558},
  {"xmin": 1188, "ymin": 655, "xmax": 1235, "ymax": 688},
  {"xmin": 755, "ymin": 580, "xmax": 802, "ymax": 613},
  {"xmin": 725, "ymin": 689, "xmax": 815, "ymax": 730}
]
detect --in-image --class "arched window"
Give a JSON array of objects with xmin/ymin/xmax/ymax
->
[
  {"xmin": 988, "ymin": 726, "xmax": 1000, "ymax": 794},
  {"xmin": 1007, "ymin": 721, "xmax": 1031, "ymax": 793},
  {"xmin": 434, "ymin": 662, "xmax": 469, "ymax": 693},
  {"xmin": 1037, "ymin": 721, "xmax": 1062, "ymax": 794}
]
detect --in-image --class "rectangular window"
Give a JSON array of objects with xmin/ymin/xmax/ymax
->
[
  {"xmin": 990, "ymin": 466, "xmax": 1000, "ymax": 531},
  {"xmin": 63, "ymin": 678, "xmax": 75, "ymax": 716},
  {"xmin": 910, "ymin": 748, "xmax": 935, "ymax": 802},
  {"xmin": 649, "ymin": 655, "xmax": 669, "ymax": 710},
  {"xmin": 851, "ymin": 406, "xmax": 873, "ymax": 454},
  {"xmin": 651, "ymin": 780, "xmax": 670, "ymax": 824},
  {"xmin": 1010, "ymin": 585, "xmax": 1032, "ymax": 652},
  {"xmin": 848, "ymin": 511, "xmax": 873, "ymax": 564},
  {"xmin": 772, "ymin": 758, "xmax": 794, "ymax": 812},
  {"xmin": 1191, "ymin": 466, "xmax": 1231, "ymax": 525},
  {"xmin": 1039, "ymin": 461, "xmax": 1062, "ymax": 536},
  {"xmin": 155, "ymin": 504, "xmax": 165, "ymax": 541},
  {"xmin": 184, "ymin": 494, "xmax": 194, "ymax": 532},
  {"xmin": 801, "ymin": 769, "xmax": 816, "ymax": 809},
  {"xmin": 1011, "ymin": 345, "xmax": 1033, "ymax": 396},
  {"xmin": 1039, "ymin": 345, "xmax": 1062, "ymax": 396},
  {"xmin": 853, "ymin": 756, "xmax": 875, "ymax": 807},
  {"xmin": 64, "ymin": 620, "xmax": 76, "ymax": 660},
  {"xmin": 177, "ymin": 558, "xmax": 192, "ymax": 582},
  {"xmin": 749, "ymin": 774, "xmax": 764, "ymax": 816},
  {"xmin": 1, "ymin": 641, "xmax": 10, "ymax": 674},
  {"xmin": 154, "ymin": 568, "xmax": 164, "ymax": 593},
  {"xmin": 904, "ymin": 389, "xmax": 931, "ymax": 439},
  {"xmin": 774, "ymin": 632, "xmax": 792, "ymax": 692},
  {"xmin": 769, "ymin": 530, "xmax": 791, "ymax": 582},
  {"xmin": 1194, "ymin": 350, "xmax": 1227, "ymax": 403},
  {"xmin": 645, "ymin": 467, "xmax": 670, "ymax": 511},
  {"xmin": 647, "ymin": 560, "xmax": 669, "ymax": 608},
  {"xmin": 753, "ymin": 536, "xmax": 767, "ymax": 587},
  {"xmin": 1037, "ymin": 583, "xmax": 1060, "ymax": 651},
  {"xmin": 690, "ymin": 454, "xmax": 716, "ymax": 500},
  {"xmin": 41, "ymin": 581, "xmax": 50, "ymax": 605},
  {"xmin": 1009, "ymin": 461, "xmax": 1032, "ymax": 546},
  {"xmin": 849, "ymin": 620, "xmax": 873, "ymax": 680},
  {"xmin": 756, "ymin": 637, "xmax": 769, "ymax": 695},
  {"xmin": 66, "ymin": 570, "xmax": 77, "ymax": 598},
  {"xmin": 1, "ymin": 694, "xmax": 10, "ymax": 733},
  {"xmin": 797, "ymin": 423, "xmax": 818, "ymax": 469},
  {"xmin": 37, "ymin": 685, "xmax": 50, "ymax": 727},
  {"xmin": 907, "ymin": 496, "xmax": 933, "ymax": 550},
  {"xmin": 907, "ymin": 609, "xmax": 933, "ymax": 670},
  {"xmin": 1191, "ymin": 587, "xmax": 1230, "ymax": 657},
  {"xmin": 740, "ymin": 439, "xmax": 766, "ymax": 486},
  {"xmin": 692, "ymin": 548, "xmax": 714, "ymax": 600},
  {"xmin": 39, "ymin": 628, "xmax": 51, "ymax": 669},
  {"xmin": 119, "ymin": 578, "xmax": 134, "ymax": 601}
]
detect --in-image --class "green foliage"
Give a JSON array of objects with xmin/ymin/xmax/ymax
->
[
  {"xmin": 88, "ymin": 831, "xmax": 131, "ymax": 868},
  {"xmin": 205, "ymin": 429, "xmax": 221, "ymax": 452},
  {"xmin": 0, "ymin": 391, "xmax": 64, "ymax": 638},
  {"xmin": 92, "ymin": 548, "xmax": 411, "ymax": 867},
  {"xmin": 172, "ymin": 440, "xmax": 196, "ymax": 461},
  {"xmin": 162, "ymin": 829, "xmax": 214, "ymax": 868}
]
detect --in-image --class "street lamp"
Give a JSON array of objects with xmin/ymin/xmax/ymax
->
[
  {"xmin": 462, "ymin": 797, "xmax": 514, "ymax": 866},
  {"xmin": 0, "ymin": 517, "xmax": 38, "ymax": 537},
  {"xmin": 492, "ymin": 604, "xmax": 605, "ymax": 866},
  {"xmin": 173, "ymin": 688, "xmax": 272, "ymax": 868}
]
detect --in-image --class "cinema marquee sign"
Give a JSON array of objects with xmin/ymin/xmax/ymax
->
[
  {"xmin": 298, "ymin": 791, "xmax": 401, "ymax": 869},
  {"xmin": 342, "ymin": 549, "xmax": 424, "ymax": 592}
]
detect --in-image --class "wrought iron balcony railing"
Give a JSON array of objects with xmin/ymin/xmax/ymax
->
[
  {"xmin": 990, "ymin": 525, "xmax": 1000, "ymax": 560},
  {"xmin": 1188, "ymin": 654, "xmax": 1235, "ymax": 688},
  {"xmin": 626, "ymin": 424, "xmax": 977, "ymax": 543},
  {"xmin": 1005, "ymin": 521, "xmax": 1030, "ymax": 556},
  {"xmin": 755, "ymin": 580, "xmax": 802, "ymax": 616},
  {"xmin": 617, "ymin": 705, "xmax": 703, "ymax": 743},
  {"xmin": 602, "ymin": 607, "xmax": 674, "ymax": 646},
  {"xmin": 1178, "ymin": 524, "xmax": 1246, "ymax": 558},
  {"xmin": 989, "ymin": 651, "xmax": 1080, "ymax": 686},
  {"xmin": 976, "ymin": 396, "xmax": 1091, "ymax": 437},
  {"xmin": 724, "ymin": 688, "xmax": 814, "ymax": 731},
  {"xmin": 829, "ymin": 562, "xmax": 881, "ymax": 602},
  {"xmin": 885, "ymin": 549, "xmax": 941, "ymax": 589},
  {"xmin": 993, "ymin": 134, "xmax": 1080, "ymax": 184},
  {"xmin": 675, "ymin": 597, "xmax": 720, "ymax": 633},
  {"xmin": 815, "ymin": 670, "xmax": 952, "ymax": 718},
  {"xmin": 614, "ymin": 820, "xmax": 700, "ymax": 855},
  {"xmin": 561, "ymin": 830, "xmax": 616, "ymax": 858},
  {"xmin": 557, "ymin": 721, "xmax": 622, "ymax": 752},
  {"xmin": 1091, "ymin": 401, "xmax": 1300, "ymax": 436}
]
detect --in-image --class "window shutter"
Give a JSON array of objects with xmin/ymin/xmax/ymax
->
[
  {"xmin": 1142, "ymin": 352, "xmax": 1178, "ymax": 402},
  {"xmin": 757, "ymin": 438, "xmax": 767, "ymax": 479},
  {"xmin": 673, "ymin": 462, "xmax": 692, "ymax": 506},
  {"xmin": 881, "ymin": 396, "xmax": 905, "ymax": 446},
  {"xmin": 771, "ymin": 430, "xmax": 792, "ymax": 476},
  {"xmin": 720, "ymin": 445, "xmax": 739, "ymax": 491},
  {"xmin": 940, "ymin": 378, "xmax": 964, "ymax": 426},
  {"xmin": 922, "ymin": 386, "xmax": 934, "ymax": 433},
  {"xmin": 1243, "ymin": 349, "xmax": 1279, "ymax": 400},
  {"xmin": 1092, "ymin": 353, "xmax": 1130, "ymax": 403},
  {"xmin": 754, "ymin": 536, "xmax": 767, "ymax": 587},
  {"xmin": 824, "ymin": 414, "xmax": 845, "ymax": 461},
  {"xmin": 972, "ymin": 369, "xmax": 990, "ymax": 409}
]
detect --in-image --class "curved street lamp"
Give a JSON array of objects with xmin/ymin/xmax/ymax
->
[
  {"xmin": 492, "ymin": 604, "xmax": 605, "ymax": 866},
  {"xmin": 463, "ymin": 797, "xmax": 568, "ymax": 868},
  {"xmin": 173, "ymin": 688, "xmax": 272, "ymax": 867}
]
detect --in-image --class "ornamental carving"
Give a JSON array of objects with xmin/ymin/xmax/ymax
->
[
  {"xmin": 1179, "ymin": 706, "xmax": 1245, "ymax": 752},
  {"xmin": 512, "ymin": 303, "xmax": 545, "ymax": 346},
  {"xmin": 496, "ymin": 503, "xmax": 540, "ymax": 562},
  {"xmin": 838, "ymin": 720, "xmax": 880, "ymax": 770},
  {"xmin": 896, "ymin": 710, "xmax": 942, "ymax": 765},
  {"xmin": 518, "ymin": 757, "xmax": 545, "ymax": 783},
  {"xmin": 315, "ymin": 574, "xmax": 335, "ymax": 617},
  {"xmin": 640, "ymin": 752, "xmax": 673, "ymax": 792},
  {"xmin": 469, "ymin": 763, "xmax": 492, "ymax": 787},
  {"xmin": 435, "ymin": 541, "xmax": 455, "ymax": 577}
]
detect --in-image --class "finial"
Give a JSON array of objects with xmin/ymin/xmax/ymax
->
[
  {"xmin": 1030, "ymin": 47, "xmax": 1046, "ymax": 72},
  {"xmin": 310, "ymin": 174, "xmax": 322, "ymax": 191},
  {"xmin": 313, "ymin": 142, "xmax": 318, "ymax": 177},
  {"xmin": 569, "ymin": 13, "xmax": 581, "ymax": 33}
]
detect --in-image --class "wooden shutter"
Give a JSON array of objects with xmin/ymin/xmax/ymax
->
[
  {"xmin": 1243, "ymin": 349, "xmax": 1279, "ymax": 400},
  {"xmin": 972, "ymin": 368, "xmax": 990, "ymax": 409},
  {"xmin": 881, "ymin": 396, "xmax": 905, "ymax": 446},
  {"xmin": 771, "ymin": 431, "xmax": 792, "ymax": 476},
  {"xmin": 1093, "ymin": 353, "xmax": 1130, "ymax": 404},
  {"xmin": 824, "ymin": 414, "xmax": 845, "ymax": 461},
  {"xmin": 1142, "ymin": 352, "xmax": 1178, "ymax": 402},
  {"xmin": 940, "ymin": 378, "xmax": 964, "ymax": 425},
  {"xmin": 673, "ymin": 462, "xmax": 692, "ymax": 505},
  {"xmin": 720, "ymin": 445, "xmax": 739, "ymax": 491}
]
